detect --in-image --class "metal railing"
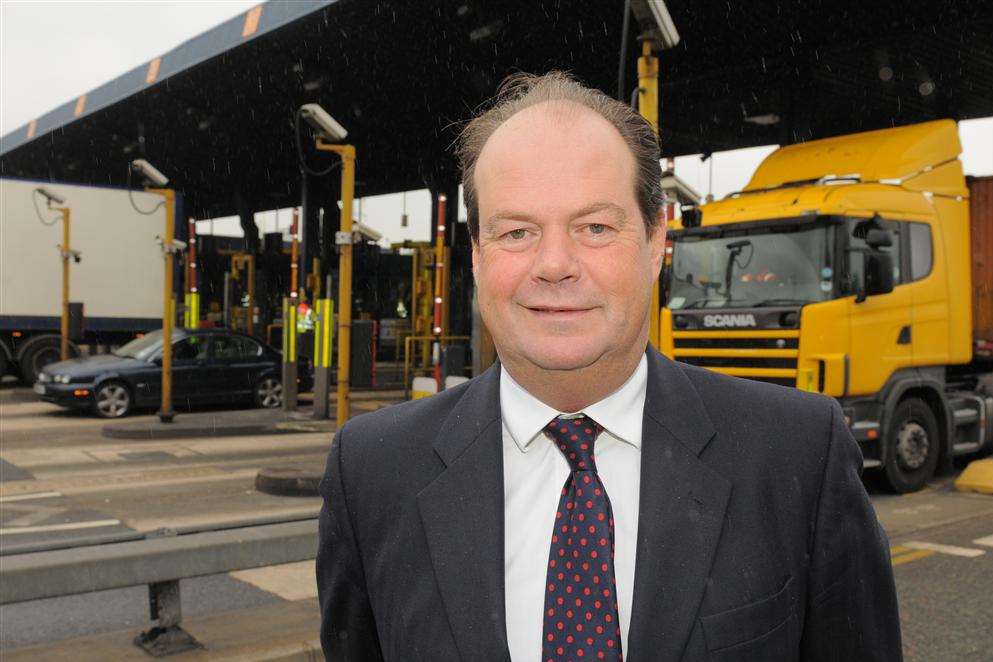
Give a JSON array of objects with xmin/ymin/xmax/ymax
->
[{"xmin": 1, "ymin": 519, "xmax": 318, "ymax": 656}]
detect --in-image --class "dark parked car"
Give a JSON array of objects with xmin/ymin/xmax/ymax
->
[{"xmin": 33, "ymin": 329, "xmax": 312, "ymax": 418}]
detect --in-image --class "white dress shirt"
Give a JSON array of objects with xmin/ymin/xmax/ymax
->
[{"xmin": 501, "ymin": 354, "xmax": 647, "ymax": 662}]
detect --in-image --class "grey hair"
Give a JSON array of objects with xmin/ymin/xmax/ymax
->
[{"xmin": 457, "ymin": 71, "xmax": 664, "ymax": 243}]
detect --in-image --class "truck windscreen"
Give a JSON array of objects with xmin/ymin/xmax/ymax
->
[{"xmin": 668, "ymin": 223, "xmax": 835, "ymax": 309}]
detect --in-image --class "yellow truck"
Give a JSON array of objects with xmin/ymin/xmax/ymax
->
[{"xmin": 661, "ymin": 120, "xmax": 993, "ymax": 493}]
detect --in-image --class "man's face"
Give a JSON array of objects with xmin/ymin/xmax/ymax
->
[{"xmin": 471, "ymin": 101, "xmax": 665, "ymax": 373}]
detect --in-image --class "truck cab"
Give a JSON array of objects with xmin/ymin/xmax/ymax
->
[{"xmin": 660, "ymin": 120, "xmax": 993, "ymax": 492}]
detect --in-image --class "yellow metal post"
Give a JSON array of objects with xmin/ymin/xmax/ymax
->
[
  {"xmin": 247, "ymin": 254, "xmax": 256, "ymax": 336},
  {"xmin": 638, "ymin": 38, "xmax": 661, "ymax": 349},
  {"xmin": 312, "ymin": 298, "xmax": 334, "ymax": 419},
  {"xmin": 148, "ymin": 188, "xmax": 176, "ymax": 423},
  {"xmin": 57, "ymin": 207, "xmax": 71, "ymax": 361},
  {"xmin": 316, "ymin": 140, "xmax": 355, "ymax": 425}
]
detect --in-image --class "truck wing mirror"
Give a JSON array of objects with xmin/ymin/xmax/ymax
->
[
  {"xmin": 865, "ymin": 228, "xmax": 893, "ymax": 248},
  {"xmin": 857, "ymin": 251, "xmax": 894, "ymax": 302}
]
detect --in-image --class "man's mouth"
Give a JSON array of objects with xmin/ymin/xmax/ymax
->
[{"xmin": 524, "ymin": 305, "xmax": 594, "ymax": 317}]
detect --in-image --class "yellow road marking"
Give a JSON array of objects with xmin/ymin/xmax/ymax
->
[{"xmin": 891, "ymin": 549, "xmax": 934, "ymax": 566}]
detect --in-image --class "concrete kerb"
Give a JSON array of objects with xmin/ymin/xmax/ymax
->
[{"xmin": 102, "ymin": 412, "xmax": 336, "ymax": 440}]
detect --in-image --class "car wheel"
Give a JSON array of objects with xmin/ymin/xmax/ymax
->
[
  {"xmin": 254, "ymin": 375, "xmax": 283, "ymax": 409},
  {"xmin": 883, "ymin": 397, "xmax": 940, "ymax": 494},
  {"xmin": 94, "ymin": 381, "xmax": 133, "ymax": 418}
]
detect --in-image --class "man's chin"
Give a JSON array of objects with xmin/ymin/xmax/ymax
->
[{"xmin": 522, "ymin": 346, "xmax": 603, "ymax": 372}]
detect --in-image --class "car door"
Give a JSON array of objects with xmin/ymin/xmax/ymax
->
[
  {"xmin": 170, "ymin": 335, "xmax": 211, "ymax": 407},
  {"xmin": 208, "ymin": 334, "xmax": 265, "ymax": 401},
  {"xmin": 143, "ymin": 335, "xmax": 211, "ymax": 407}
]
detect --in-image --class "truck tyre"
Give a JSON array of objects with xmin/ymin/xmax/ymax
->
[
  {"xmin": 94, "ymin": 380, "xmax": 133, "ymax": 418},
  {"xmin": 883, "ymin": 397, "xmax": 940, "ymax": 493},
  {"xmin": 0, "ymin": 350, "xmax": 8, "ymax": 381},
  {"xmin": 17, "ymin": 336, "xmax": 73, "ymax": 384}
]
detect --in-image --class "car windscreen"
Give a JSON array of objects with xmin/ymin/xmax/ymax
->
[{"xmin": 112, "ymin": 329, "xmax": 185, "ymax": 361}]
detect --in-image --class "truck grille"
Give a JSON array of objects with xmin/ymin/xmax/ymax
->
[{"xmin": 672, "ymin": 331, "xmax": 799, "ymax": 387}]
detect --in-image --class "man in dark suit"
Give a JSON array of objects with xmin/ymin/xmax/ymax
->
[{"xmin": 317, "ymin": 71, "xmax": 902, "ymax": 661}]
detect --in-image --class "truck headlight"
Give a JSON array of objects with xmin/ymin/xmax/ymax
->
[{"xmin": 55, "ymin": 374, "xmax": 70, "ymax": 384}]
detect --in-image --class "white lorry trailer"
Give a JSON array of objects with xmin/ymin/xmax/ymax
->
[{"xmin": 1, "ymin": 178, "xmax": 173, "ymax": 383}]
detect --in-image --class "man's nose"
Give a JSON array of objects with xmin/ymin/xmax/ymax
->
[{"xmin": 531, "ymin": 231, "xmax": 580, "ymax": 283}]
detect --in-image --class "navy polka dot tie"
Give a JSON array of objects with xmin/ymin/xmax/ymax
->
[{"xmin": 541, "ymin": 414, "xmax": 623, "ymax": 662}]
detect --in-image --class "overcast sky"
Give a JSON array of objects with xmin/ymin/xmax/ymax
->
[{"xmin": 3, "ymin": 1, "xmax": 991, "ymax": 242}]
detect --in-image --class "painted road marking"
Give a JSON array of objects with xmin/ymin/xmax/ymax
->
[
  {"xmin": 891, "ymin": 549, "xmax": 934, "ymax": 566},
  {"xmin": 2, "ymin": 502, "xmax": 66, "ymax": 527},
  {"xmin": 0, "ymin": 491, "xmax": 62, "ymax": 502},
  {"xmin": 904, "ymin": 541, "xmax": 986, "ymax": 558},
  {"xmin": 972, "ymin": 534, "xmax": 993, "ymax": 548},
  {"xmin": 890, "ymin": 546, "xmax": 934, "ymax": 567},
  {"xmin": 0, "ymin": 518, "xmax": 122, "ymax": 535}
]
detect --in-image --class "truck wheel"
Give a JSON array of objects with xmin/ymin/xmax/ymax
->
[
  {"xmin": 883, "ymin": 397, "xmax": 940, "ymax": 493},
  {"xmin": 17, "ymin": 336, "xmax": 72, "ymax": 384},
  {"xmin": 94, "ymin": 381, "xmax": 133, "ymax": 418}
]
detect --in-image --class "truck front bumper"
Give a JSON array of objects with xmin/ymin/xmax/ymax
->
[{"xmin": 839, "ymin": 398, "xmax": 885, "ymax": 468}]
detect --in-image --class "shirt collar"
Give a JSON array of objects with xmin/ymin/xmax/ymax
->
[{"xmin": 500, "ymin": 353, "xmax": 647, "ymax": 453}]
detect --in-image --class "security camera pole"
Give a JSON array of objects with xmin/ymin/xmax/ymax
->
[
  {"xmin": 151, "ymin": 186, "xmax": 177, "ymax": 423},
  {"xmin": 630, "ymin": 0, "xmax": 680, "ymax": 348},
  {"xmin": 129, "ymin": 158, "xmax": 177, "ymax": 423},
  {"xmin": 300, "ymin": 103, "xmax": 353, "ymax": 424},
  {"xmin": 316, "ymin": 139, "xmax": 355, "ymax": 425},
  {"xmin": 35, "ymin": 188, "xmax": 75, "ymax": 361}
]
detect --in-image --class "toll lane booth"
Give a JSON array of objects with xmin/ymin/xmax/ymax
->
[{"xmin": 2, "ymin": 0, "xmax": 990, "ymax": 392}]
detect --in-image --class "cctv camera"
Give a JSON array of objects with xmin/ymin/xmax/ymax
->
[
  {"xmin": 131, "ymin": 159, "xmax": 170, "ymax": 187},
  {"xmin": 299, "ymin": 103, "xmax": 348, "ymax": 142},
  {"xmin": 35, "ymin": 187, "xmax": 65, "ymax": 206}
]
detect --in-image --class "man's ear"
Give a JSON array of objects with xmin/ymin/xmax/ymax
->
[{"xmin": 650, "ymin": 210, "xmax": 667, "ymax": 276}]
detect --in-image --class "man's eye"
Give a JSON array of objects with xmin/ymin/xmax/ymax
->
[
  {"xmin": 588, "ymin": 223, "xmax": 607, "ymax": 235},
  {"xmin": 506, "ymin": 229, "xmax": 528, "ymax": 240}
]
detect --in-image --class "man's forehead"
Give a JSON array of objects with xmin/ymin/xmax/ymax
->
[
  {"xmin": 480, "ymin": 101, "xmax": 620, "ymax": 158},
  {"xmin": 474, "ymin": 102, "xmax": 635, "ymax": 194}
]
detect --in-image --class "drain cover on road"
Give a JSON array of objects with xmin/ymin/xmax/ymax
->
[{"xmin": 255, "ymin": 467, "xmax": 321, "ymax": 497}]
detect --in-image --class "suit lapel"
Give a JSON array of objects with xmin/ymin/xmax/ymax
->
[
  {"xmin": 626, "ymin": 347, "xmax": 732, "ymax": 662},
  {"xmin": 417, "ymin": 363, "xmax": 512, "ymax": 661}
]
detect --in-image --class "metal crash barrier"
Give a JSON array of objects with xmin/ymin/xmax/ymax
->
[{"xmin": 0, "ymin": 519, "xmax": 318, "ymax": 657}]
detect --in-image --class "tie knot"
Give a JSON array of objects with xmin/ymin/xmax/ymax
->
[{"xmin": 543, "ymin": 415, "xmax": 602, "ymax": 473}]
